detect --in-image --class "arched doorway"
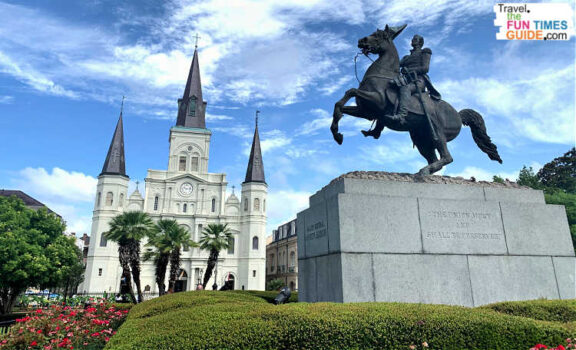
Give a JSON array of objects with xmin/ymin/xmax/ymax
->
[{"xmin": 174, "ymin": 269, "xmax": 188, "ymax": 292}]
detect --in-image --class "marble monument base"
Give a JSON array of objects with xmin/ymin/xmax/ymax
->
[{"xmin": 296, "ymin": 172, "xmax": 576, "ymax": 306}]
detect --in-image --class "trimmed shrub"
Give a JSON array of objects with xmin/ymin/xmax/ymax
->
[
  {"xmin": 482, "ymin": 299, "xmax": 576, "ymax": 323},
  {"xmin": 106, "ymin": 292, "xmax": 575, "ymax": 349}
]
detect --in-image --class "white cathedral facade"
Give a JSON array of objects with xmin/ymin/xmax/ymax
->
[{"xmin": 81, "ymin": 48, "xmax": 267, "ymax": 293}]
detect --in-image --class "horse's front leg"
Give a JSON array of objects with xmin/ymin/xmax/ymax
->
[{"xmin": 331, "ymin": 88, "xmax": 357, "ymax": 145}]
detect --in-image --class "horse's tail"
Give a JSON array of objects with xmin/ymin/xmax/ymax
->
[{"xmin": 459, "ymin": 109, "xmax": 502, "ymax": 164}]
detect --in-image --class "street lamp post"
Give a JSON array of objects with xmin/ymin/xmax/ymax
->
[{"xmin": 197, "ymin": 268, "xmax": 204, "ymax": 290}]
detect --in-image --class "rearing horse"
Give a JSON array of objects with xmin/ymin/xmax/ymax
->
[{"xmin": 331, "ymin": 24, "xmax": 502, "ymax": 175}]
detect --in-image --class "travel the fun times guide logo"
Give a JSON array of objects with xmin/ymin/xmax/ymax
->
[{"xmin": 494, "ymin": 3, "xmax": 574, "ymax": 40}]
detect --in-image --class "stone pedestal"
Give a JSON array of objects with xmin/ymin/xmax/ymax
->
[{"xmin": 297, "ymin": 172, "xmax": 575, "ymax": 306}]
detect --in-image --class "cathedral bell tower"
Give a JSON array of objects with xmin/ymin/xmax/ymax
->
[
  {"xmin": 239, "ymin": 111, "xmax": 267, "ymax": 290},
  {"xmin": 83, "ymin": 103, "xmax": 129, "ymax": 293}
]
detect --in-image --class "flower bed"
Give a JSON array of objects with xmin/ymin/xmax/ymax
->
[{"xmin": 0, "ymin": 303, "xmax": 131, "ymax": 349}]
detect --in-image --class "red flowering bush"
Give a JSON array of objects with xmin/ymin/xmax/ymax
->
[
  {"xmin": 0, "ymin": 303, "xmax": 130, "ymax": 349},
  {"xmin": 531, "ymin": 338, "xmax": 576, "ymax": 350}
]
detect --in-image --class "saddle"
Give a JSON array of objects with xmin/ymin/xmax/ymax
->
[{"xmin": 385, "ymin": 87, "xmax": 437, "ymax": 116}]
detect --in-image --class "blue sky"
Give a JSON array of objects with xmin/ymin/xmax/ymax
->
[{"xmin": 0, "ymin": 0, "xmax": 574, "ymax": 236}]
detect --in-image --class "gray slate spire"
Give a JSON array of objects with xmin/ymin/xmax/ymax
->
[
  {"xmin": 244, "ymin": 113, "xmax": 265, "ymax": 184},
  {"xmin": 100, "ymin": 111, "xmax": 127, "ymax": 177},
  {"xmin": 176, "ymin": 48, "xmax": 206, "ymax": 128}
]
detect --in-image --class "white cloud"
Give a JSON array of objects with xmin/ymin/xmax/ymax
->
[
  {"xmin": 0, "ymin": 95, "xmax": 13, "ymax": 104},
  {"xmin": 437, "ymin": 65, "xmax": 575, "ymax": 145},
  {"xmin": 260, "ymin": 130, "xmax": 292, "ymax": 154},
  {"xmin": 446, "ymin": 166, "xmax": 519, "ymax": 182},
  {"xmin": 9, "ymin": 167, "xmax": 98, "ymax": 235},
  {"xmin": 206, "ymin": 113, "xmax": 233, "ymax": 121},
  {"xmin": 15, "ymin": 167, "xmax": 98, "ymax": 203},
  {"xmin": 0, "ymin": 52, "xmax": 78, "ymax": 98},
  {"xmin": 266, "ymin": 189, "xmax": 310, "ymax": 234}
]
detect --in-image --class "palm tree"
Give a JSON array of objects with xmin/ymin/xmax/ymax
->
[
  {"xmin": 199, "ymin": 223, "xmax": 232, "ymax": 289},
  {"xmin": 145, "ymin": 220, "xmax": 197, "ymax": 295},
  {"xmin": 104, "ymin": 211, "xmax": 154, "ymax": 303}
]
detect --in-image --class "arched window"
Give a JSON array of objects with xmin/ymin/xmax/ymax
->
[
  {"xmin": 154, "ymin": 196, "xmax": 159, "ymax": 211},
  {"xmin": 105, "ymin": 192, "xmax": 113, "ymax": 206},
  {"xmin": 211, "ymin": 198, "xmax": 216, "ymax": 212},
  {"xmin": 227, "ymin": 237, "xmax": 235, "ymax": 254},
  {"xmin": 191, "ymin": 157, "xmax": 199, "ymax": 172},
  {"xmin": 97, "ymin": 192, "xmax": 101, "ymax": 207},
  {"xmin": 253, "ymin": 198, "xmax": 260, "ymax": 211},
  {"xmin": 290, "ymin": 251, "xmax": 296, "ymax": 267},
  {"xmin": 119, "ymin": 193, "xmax": 124, "ymax": 207},
  {"xmin": 183, "ymin": 203, "xmax": 187, "ymax": 213},
  {"xmin": 252, "ymin": 236, "xmax": 259, "ymax": 250},
  {"xmin": 243, "ymin": 198, "xmax": 248, "ymax": 211},
  {"xmin": 179, "ymin": 156, "xmax": 187, "ymax": 171},
  {"xmin": 99, "ymin": 233, "xmax": 107, "ymax": 247}
]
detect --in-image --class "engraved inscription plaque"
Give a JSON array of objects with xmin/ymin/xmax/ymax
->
[{"xmin": 419, "ymin": 198, "xmax": 507, "ymax": 254}]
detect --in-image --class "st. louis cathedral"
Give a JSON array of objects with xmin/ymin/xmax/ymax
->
[{"xmin": 81, "ymin": 48, "xmax": 267, "ymax": 293}]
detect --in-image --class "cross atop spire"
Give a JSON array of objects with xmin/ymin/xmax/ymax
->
[
  {"xmin": 194, "ymin": 33, "xmax": 201, "ymax": 49},
  {"xmin": 100, "ymin": 100, "xmax": 128, "ymax": 178},
  {"xmin": 255, "ymin": 110, "xmax": 260, "ymax": 127},
  {"xmin": 120, "ymin": 95, "xmax": 125, "ymax": 114},
  {"xmin": 176, "ymin": 48, "xmax": 207, "ymax": 128}
]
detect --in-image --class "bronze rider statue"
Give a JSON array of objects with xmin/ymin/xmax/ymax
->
[{"xmin": 362, "ymin": 34, "xmax": 441, "ymax": 139}]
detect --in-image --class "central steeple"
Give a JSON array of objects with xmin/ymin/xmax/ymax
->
[{"xmin": 176, "ymin": 48, "xmax": 207, "ymax": 129}]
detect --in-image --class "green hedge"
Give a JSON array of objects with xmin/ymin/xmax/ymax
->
[
  {"xmin": 106, "ymin": 292, "xmax": 575, "ymax": 349},
  {"xmin": 482, "ymin": 299, "xmax": 576, "ymax": 323}
]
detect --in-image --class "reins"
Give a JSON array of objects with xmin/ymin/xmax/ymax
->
[{"xmin": 354, "ymin": 52, "xmax": 374, "ymax": 83}]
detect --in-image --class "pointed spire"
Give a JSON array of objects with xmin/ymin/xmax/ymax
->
[
  {"xmin": 100, "ymin": 100, "xmax": 127, "ymax": 177},
  {"xmin": 176, "ymin": 46, "xmax": 206, "ymax": 128},
  {"xmin": 244, "ymin": 111, "xmax": 266, "ymax": 184}
]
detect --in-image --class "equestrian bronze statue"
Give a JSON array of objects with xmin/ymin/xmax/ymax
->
[{"xmin": 331, "ymin": 25, "xmax": 502, "ymax": 175}]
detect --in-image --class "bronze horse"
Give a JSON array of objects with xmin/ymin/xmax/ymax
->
[{"xmin": 331, "ymin": 25, "xmax": 502, "ymax": 175}]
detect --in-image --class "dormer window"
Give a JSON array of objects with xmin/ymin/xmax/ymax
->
[{"xmin": 188, "ymin": 96, "xmax": 197, "ymax": 117}]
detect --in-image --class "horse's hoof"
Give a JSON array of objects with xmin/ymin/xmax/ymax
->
[
  {"xmin": 361, "ymin": 129, "xmax": 381, "ymax": 139},
  {"xmin": 333, "ymin": 132, "xmax": 343, "ymax": 145}
]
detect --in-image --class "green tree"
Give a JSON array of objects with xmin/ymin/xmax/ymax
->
[
  {"xmin": 492, "ymin": 175, "xmax": 505, "ymax": 184},
  {"xmin": 537, "ymin": 147, "xmax": 576, "ymax": 194},
  {"xmin": 0, "ymin": 196, "xmax": 78, "ymax": 314},
  {"xmin": 199, "ymin": 224, "xmax": 232, "ymax": 289},
  {"xmin": 266, "ymin": 278, "xmax": 284, "ymax": 291},
  {"xmin": 517, "ymin": 166, "xmax": 542, "ymax": 189},
  {"xmin": 104, "ymin": 211, "xmax": 154, "ymax": 303},
  {"xmin": 544, "ymin": 189, "xmax": 576, "ymax": 251},
  {"xmin": 145, "ymin": 220, "xmax": 197, "ymax": 295}
]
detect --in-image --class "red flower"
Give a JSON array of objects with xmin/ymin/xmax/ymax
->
[
  {"xmin": 557, "ymin": 346, "xmax": 566, "ymax": 350},
  {"xmin": 534, "ymin": 345, "xmax": 548, "ymax": 349},
  {"xmin": 36, "ymin": 309, "xmax": 43, "ymax": 314},
  {"xmin": 31, "ymin": 341, "xmax": 38, "ymax": 346},
  {"xmin": 37, "ymin": 329, "xmax": 42, "ymax": 333}
]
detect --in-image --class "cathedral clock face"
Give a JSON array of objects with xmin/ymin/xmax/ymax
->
[{"xmin": 180, "ymin": 182, "xmax": 193, "ymax": 196}]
